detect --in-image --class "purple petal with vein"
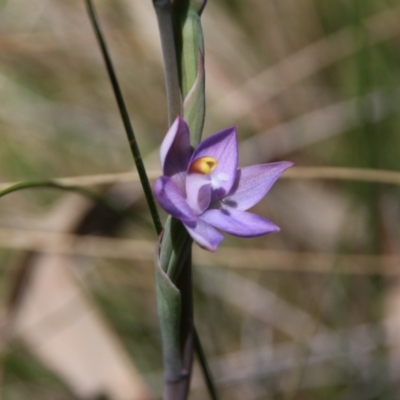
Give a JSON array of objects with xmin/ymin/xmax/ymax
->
[
  {"xmin": 154, "ymin": 176, "xmax": 196, "ymax": 223},
  {"xmin": 184, "ymin": 219, "xmax": 224, "ymax": 251},
  {"xmin": 202, "ymin": 209, "xmax": 280, "ymax": 237},
  {"xmin": 190, "ymin": 127, "xmax": 238, "ymax": 200},
  {"xmin": 160, "ymin": 117, "xmax": 191, "ymax": 191},
  {"xmin": 222, "ymin": 162, "xmax": 293, "ymax": 211}
]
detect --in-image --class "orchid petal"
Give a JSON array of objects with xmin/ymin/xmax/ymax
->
[
  {"xmin": 185, "ymin": 173, "xmax": 212, "ymax": 215},
  {"xmin": 189, "ymin": 126, "xmax": 238, "ymax": 200},
  {"xmin": 184, "ymin": 219, "xmax": 224, "ymax": 251},
  {"xmin": 222, "ymin": 162, "xmax": 293, "ymax": 211},
  {"xmin": 154, "ymin": 176, "xmax": 196, "ymax": 223},
  {"xmin": 160, "ymin": 117, "xmax": 192, "ymax": 192},
  {"xmin": 202, "ymin": 209, "xmax": 280, "ymax": 237}
]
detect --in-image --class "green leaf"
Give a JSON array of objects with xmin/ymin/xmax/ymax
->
[
  {"xmin": 156, "ymin": 217, "xmax": 192, "ymax": 382},
  {"xmin": 183, "ymin": 49, "xmax": 205, "ymax": 147},
  {"xmin": 155, "ymin": 255, "xmax": 185, "ymax": 381},
  {"xmin": 178, "ymin": 6, "xmax": 205, "ymax": 145}
]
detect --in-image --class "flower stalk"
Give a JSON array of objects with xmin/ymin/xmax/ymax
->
[{"xmin": 153, "ymin": 1, "xmax": 212, "ymax": 399}]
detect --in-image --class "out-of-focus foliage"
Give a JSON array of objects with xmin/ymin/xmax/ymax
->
[{"xmin": 1, "ymin": 0, "xmax": 400, "ymax": 399}]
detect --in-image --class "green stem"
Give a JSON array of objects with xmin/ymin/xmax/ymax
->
[
  {"xmin": 152, "ymin": 0, "xmax": 182, "ymax": 125},
  {"xmin": 85, "ymin": 0, "xmax": 162, "ymax": 235},
  {"xmin": 193, "ymin": 328, "xmax": 219, "ymax": 400},
  {"xmin": 0, "ymin": 181, "xmax": 130, "ymax": 218},
  {"xmin": 152, "ymin": 1, "xmax": 219, "ymax": 399}
]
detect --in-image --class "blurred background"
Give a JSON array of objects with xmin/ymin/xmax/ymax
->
[{"xmin": 0, "ymin": 0, "xmax": 400, "ymax": 399}]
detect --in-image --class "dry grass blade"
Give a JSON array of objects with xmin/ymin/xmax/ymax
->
[
  {"xmin": 0, "ymin": 171, "xmax": 159, "ymax": 191},
  {"xmin": 0, "ymin": 227, "xmax": 399, "ymax": 275},
  {"xmin": 1, "ymin": 166, "xmax": 400, "ymax": 192},
  {"xmin": 283, "ymin": 167, "xmax": 400, "ymax": 185}
]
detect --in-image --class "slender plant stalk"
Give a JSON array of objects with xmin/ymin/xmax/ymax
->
[{"xmin": 85, "ymin": 0, "xmax": 162, "ymax": 235}]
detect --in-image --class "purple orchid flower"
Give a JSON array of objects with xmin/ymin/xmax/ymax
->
[{"xmin": 154, "ymin": 117, "xmax": 293, "ymax": 251}]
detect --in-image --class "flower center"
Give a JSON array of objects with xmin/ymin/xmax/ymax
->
[{"xmin": 189, "ymin": 156, "xmax": 218, "ymax": 175}]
